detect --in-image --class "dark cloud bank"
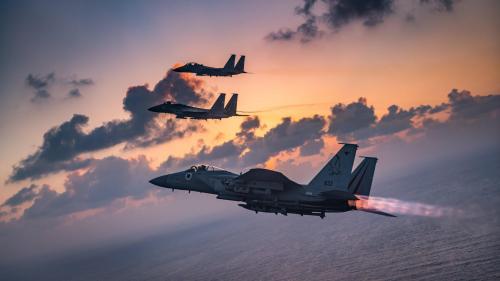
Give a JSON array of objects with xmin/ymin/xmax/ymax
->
[
  {"xmin": 267, "ymin": 0, "xmax": 458, "ymax": 43},
  {"xmin": 10, "ymin": 70, "xmax": 210, "ymax": 182},
  {"xmin": 163, "ymin": 89, "xmax": 499, "ymax": 172},
  {"xmin": 2, "ymin": 89, "xmax": 498, "ymax": 224}
]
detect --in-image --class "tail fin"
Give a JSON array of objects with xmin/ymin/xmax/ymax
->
[
  {"xmin": 307, "ymin": 143, "xmax": 358, "ymax": 193},
  {"xmin": 209, "ymin": 93, "xmax": 226, "ymax": 113},
  {"xmin": 235, "ymin": 55, "xmax": 245, "ymax": 73},
  {"xmin": 225, "ymin": 93, "xmax": 238, "ymax": 116},
  {"xmin": 348, "ymin": 157, "xmax": 377, "ymax": 196},
  {"xmin": 223, "ymin": 55, "xmax": 236, "ymax": 70}
]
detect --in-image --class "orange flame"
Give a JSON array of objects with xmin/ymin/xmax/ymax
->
[{"xmin": 349, "ymin": 196, "xmax": 462, "ymax": 217}]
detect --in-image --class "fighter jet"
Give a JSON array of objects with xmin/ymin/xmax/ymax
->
[
  {"xmin": 148, "ymin": 93, "xmax": 248, "ymax": 120},
  {"xmin": 149, "ymin": 144, "xmax": 395, "ymax": 218},
  {"xmin": 172, "ymin": 54, "xmax": 247, "ymax": 77}
]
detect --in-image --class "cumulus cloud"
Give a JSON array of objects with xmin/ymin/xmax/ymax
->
[
  {"xmin": 447, "ymin": 89, "xmax": 500, "ymax": 121},
  {"xmin": 21, "ymin": 156, "xmax": 155, "ymax": 220},
  {"xmin": 68, "ymin": 88, "xmax": 82, "ymax": 98},
  {"xmin": 161, "ymin": 115, "xmax": 326, "ymax": 171},
  {"xmin": 267, "ymin": 0, "xmax": 458, "ymax": 43},
  {"xmin": 300, "ymin": 138, "xmax": 325, "ymax": 156},
  {"xmin": 266, "ymin": 0, "xmax": 322, "ymax": 43},
  {"xmin": 1, "ymin": 184, "xmax": 39, "ymax": 208},
  {"xmin": 0, "ymin": 156, "xmax": 156, "ymax": 222},
  {"xmin": 420, "ymin": 0, "xmax": 456, "ymax": 12},
  {"xmin": 322, "ymin": 0, "xmax": 394, "ymax": 29},
  {"xmin": 328, "ymin": 97, "xmax": 377, "ymax": 136},
  {"xmin": 240, "ymin": 116, "xmax": 261, "ymax": 131},
  {"xmin": 67, "ymin": 77, "xmax": 94, "ymax": 98},
  {"xmin": 68, "ymin": 78, "xmax": 94, "ymax": 87},
  {"xmin": 9, "ymin": 70, "xmax": 210, "ymax": 182},
  {"xmin": 26, "ymin": 73, "xmax": 95, "ymax": 101},
  {"xmin": 327, "ymin": 97, "xmax": 445, "ymax": 141},
  {"xmin": 26, "ymin": 72, "xmax": 55, "ymax": 102},
  {"xmin": 267, "ymin": 0, "xmax": 394, "ymax": 42},
  {"xmin": 241, "ymin": 115, "xmax": 326, "ymax": 166},
  {"xmin": 162, "ymin": 89, "xmax": 498, "ymax": 173}
]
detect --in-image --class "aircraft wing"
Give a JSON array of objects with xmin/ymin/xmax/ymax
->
[
  {"xmin": 233, "ymin": 168, "xmax": 302, "ymax": 191},
  {"xmin": 178, "ymin": 106, "xmax": 208, "ymax": 113}
]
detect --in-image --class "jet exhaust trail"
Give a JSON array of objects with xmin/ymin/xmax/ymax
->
[{"xmin": 348, "ymin": 196, "xmax": 462, "ymax": 218}]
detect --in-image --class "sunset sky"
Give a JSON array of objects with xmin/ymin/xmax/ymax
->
[{"xmin": 0, "ymin": 0, "xmax": 499, "ymax": 266}]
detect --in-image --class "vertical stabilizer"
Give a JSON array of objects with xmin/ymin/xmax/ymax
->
[
  {"xmin": 209, "ymin": 93, "xmax": 226, "ymax": 113},
  {"xmin": 235, "ymin": 55, "xmax": 245, "ymax": 73},
  {"xmin": 307, "ymin": 144, "xmax": 358, "ymax": 193},
  {"xmin": 224, "ymin": 93, "xmax": 238, "ymax": 116},
  {"xmin": 348, "ymin": 157, "xmax": 377, "ymax": 196},
  {"xmin": 224, "ymin": 54, "xmax": 236, "ymax": 70}
]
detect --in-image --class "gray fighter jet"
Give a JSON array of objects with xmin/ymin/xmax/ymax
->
[
  {"xmin": 149, "ymin": 144, "xmax": 395, "ymax": 218},
  {"xmin": 148, "ymin": 93, "xmax": 248, "ymax": 120},
  {"xmin": 172, "ymin": 54, "xmax": 247, "ymax": 77}
]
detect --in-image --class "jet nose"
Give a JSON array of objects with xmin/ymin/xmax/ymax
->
[
  {"xmin": 148, "ymin": 105, "xmax": 161, "ymax": 112},
  {"xmin": 149, "ymin": 175, "xmax": 168, "ymax": 187}
]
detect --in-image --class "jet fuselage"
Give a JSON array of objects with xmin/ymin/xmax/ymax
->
[
  {"xmin": 172, "ymin": 54, "xmax": 246, "ymax": 77},
  {"xmin": 149, "ymin": 165, "xmax": 354, "ymax": 218},
  {"xmin": 173, "ymin": 64, "xmax": 242, "ymax": 77},
  {"xmin": 148, "ymin": 102, "xmax": 228, "ymax": 119}
]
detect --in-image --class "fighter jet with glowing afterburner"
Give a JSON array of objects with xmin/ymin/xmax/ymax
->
[
  {"xmin": 149, "ymin": 144, "xmax": 395, "ymax": 218},
  {"xmin": 148, "ymin": 93, "xmax": 248, "ymax": 120},
  {"xmin": 172, "ymin": 54, "xmax": 247, "ymax": 77}
]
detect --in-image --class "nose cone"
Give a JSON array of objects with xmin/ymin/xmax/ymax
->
[
  {"xmin": 148, "ymin": 104, "xmax": 162, "ymax": 112},
  {"xmin": 149, "ymin": 175, "xmax": 168, "ymax": 187},
  {"xmin": 172, "ymin": 66, "xmax": 185, "ymax": 72}
]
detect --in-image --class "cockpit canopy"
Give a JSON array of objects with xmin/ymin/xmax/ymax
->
[
  {"xmin": 186, "ymin": 62, "xmax": 201, "ymax": 67},
  {"xmin": 188, "ymin": 164, "xmax": 225, "ymax": 172}
]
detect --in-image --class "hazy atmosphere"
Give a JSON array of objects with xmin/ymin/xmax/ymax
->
[{"xmin": 1, "ymin": 0, "xmax": 499, "ymax": 280}]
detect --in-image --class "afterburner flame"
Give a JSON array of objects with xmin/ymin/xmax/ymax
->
[{"xmin": 349, "ymin": 196, "xmax": 462, "ymax": 217}]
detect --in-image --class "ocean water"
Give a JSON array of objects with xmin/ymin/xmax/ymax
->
[{"xmin": 3, "ymin": 151, "xmax": 500, "ymax": 281}]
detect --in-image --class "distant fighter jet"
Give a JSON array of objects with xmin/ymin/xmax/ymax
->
[
  {"xmin": 172, "ymin": 54, "xmax": 247, "ymax": 77},
  {"xmin": 148, "ymin": 93, "xmax": 248, "ymax": 120},
  {"xmin": 149, "ymin": 144, "xmax": 395, "ymax": 218}
]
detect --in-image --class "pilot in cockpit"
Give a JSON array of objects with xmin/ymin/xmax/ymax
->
[{"xmin": 189, "ymin": 165, "xmax": 208, "ymax": 172}]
